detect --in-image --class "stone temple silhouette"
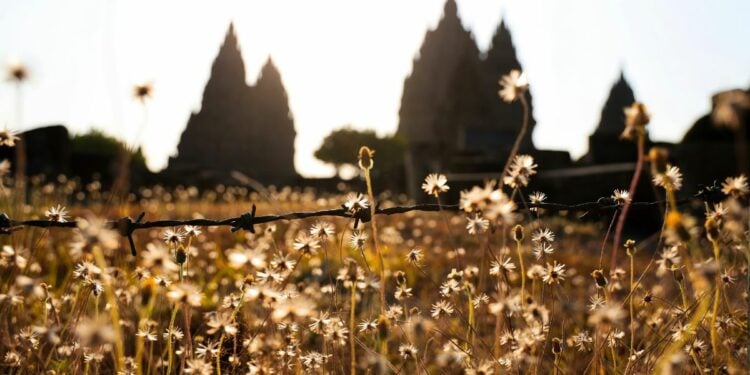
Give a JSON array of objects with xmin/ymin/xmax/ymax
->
[
  {"xmin": 397, "ymin": 0, "xmax": 568, "ymax": 197},
  {"xmin": 166, "ymin": 23, "xmax": 297, "ymax": 186},
  {"xmin": 580, "ymin": 71, "xmax": 651, "ymax": 165}
]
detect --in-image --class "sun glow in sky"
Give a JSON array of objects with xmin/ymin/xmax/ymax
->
[{"xmin": 0, "ymin": 0, "xmax": 749, "ymax": 177}]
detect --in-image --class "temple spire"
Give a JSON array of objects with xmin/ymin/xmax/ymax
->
[
  {"xmin": 207, "ymin": 22, "xmax": 246, "ymax": 89},
  {"xmin": 594, "ymin": 71, "xmax": 635, "ymax": 136},
  {"xmin": 483, "ymin": 17, "xmax": 535, "ymax": 149}
]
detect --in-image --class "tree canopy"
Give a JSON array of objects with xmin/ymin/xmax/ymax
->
[{"xmin": 314, "ymin": 127, "xmax": 405, "ymax": 176}]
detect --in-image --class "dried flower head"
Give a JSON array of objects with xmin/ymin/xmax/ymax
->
[
  {"xmin": 406, "ymin": 248, "xmax": 424, "ymax": 266},
  {"xmin": 611, "ymin": 189, "xmax": 630, "ymax": 206},
  {"xmin": 293, "ymin": 233, "xmax": 321, "ymax": 257},
  {"xmin": 349, "ymin": 230, "xmax": 368, "ymax": 250},
  {"xmin": 466, "ymin": 214, "xmax": 489, "ymax": 235},
  {"xmin": 310, "ymin": 221, "xmax": 335, "ymax": 240},
  {"xmin": 591, "ymin": 269, "xmax": 608, "ymax": 289},
  {"xmin": 711, "ymin": 89, "xmax": 750, "ymax": 130},
  {"xmin": 498, "ymin": 69, "xmax": 528, "ymax": 103},
  {"xmin": 649, "ymin": 147, "xmax": 670, "ymax": 176},
  {"xmin": 133, "ymin": 82, "xmax": 153, "ymax": 102},
  {"xmin": 6, "ymin": 60, "xmax": 28, "ymax": 82},
  {"xmin": 621, "ymin": 102, "xmax": 650, "ymax": 140},
  {"xmin": 571, "ymin": 331, "xmax": 593, "ymax": 352},
  {"xmin": 45, "ymin": 205, "xmax": 69, "ymax": 223},
  {"xmin": 398, "ymin": 343, "xmax": 418, "ymax": 360},
  {"xmin": 162, "ymin": 228, "xmax": 186, "ymax": 246},
  {"xmin": 0, "ymin": 128, "xmax": 20, "ymax": 147},
  {"xmin": 721, "ymin": 175, "xmax": 748, "ymax": 198},
  {"xmin": 431, "ymin": 299, "xmax": 455, "ymax": 318},
  {"xmin": 182, "ymin": 225, "xmax": 202, "ymax": 238},
  {"xmin": 542, "ymin": 261, "xmax": 566, "ymax": 285},
  {"xmin": 503, "ymin": 154, "xmax": 537, "ymax": 188},
  {"xmin": 344, "ymin": 193, "xmax": 369, "ymax": 214},
  {"xmin": 529, "ymin": 191, "xmax": 547, "ymax": 212},
  {"xmin": 652, "ymin": 165, "xmax": 683, "ymax": 191},
  {"xmin": 358, "ymin": 146, "xmax": 374, "ymax": 170},
  {"xmin": 422, "ymin": 173, "xmax": 450, "ymax": 197}
]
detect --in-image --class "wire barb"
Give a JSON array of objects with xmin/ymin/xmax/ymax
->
[
  {"xmin": 231, "ymin": 204, "xmax": 257, "ymax": 233},
  {"xmin": 115, "ymin": 212, "xmax": 146, "ymax": 256}
]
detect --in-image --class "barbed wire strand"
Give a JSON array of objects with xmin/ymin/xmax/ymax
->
[{"xmin": 0, "ymin": 182, "xmax": 724, "ymax": 256}]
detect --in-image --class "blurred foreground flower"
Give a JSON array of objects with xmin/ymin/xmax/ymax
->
[
  {"xmin": 0, "ymin": 128, "xmax": 20, "ymax": 147},
  {"xmin": 712, "ymin": 89, "xmax": 750, "ymax": 130},
  {"xmin": 422, "ymin": 173, "xmax": 449, "ymax": 197},
  {"xmin": 621, "ymin": 102, "xmax": 650, "ymax": 140},
  {"xmin": 133, "ymin": 82, "xmax": 153, "ymax": 102},
  {"xmin": 498, "ymin": 69, "xmax": 528, "ymax": 103},
  {"xmin": 6, "ymin": 59, "xmax": 28, "ymax": 82},
  {"xmin": 45, "ymin": 205, "xmax": 69, "ymax": 223}
]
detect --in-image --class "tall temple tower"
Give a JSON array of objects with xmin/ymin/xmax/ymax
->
[
  {"xmin": 580, "ymin": 71, "xmax": 640, "ymax": 164},
  {"xmin": 397, "ymin": 1, "xmax": 539, "ymax": 196},
  {"xmin": 167, "ymin": 23, "xmax": 297, "ymax": 186}
]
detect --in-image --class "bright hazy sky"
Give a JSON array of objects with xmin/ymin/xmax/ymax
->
[{"xmin": 0, "ymin": 1, "xmax": 749, "ymax": 177}]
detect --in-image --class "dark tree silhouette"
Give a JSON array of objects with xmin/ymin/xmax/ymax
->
[{"xmin": 315, "ymin": 127, "xmax": 405, "ymax": 178}]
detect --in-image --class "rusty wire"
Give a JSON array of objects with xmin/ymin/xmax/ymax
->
[{"xmin": 0, "ymin": 181, "xmax": 724, "ymax": 256}]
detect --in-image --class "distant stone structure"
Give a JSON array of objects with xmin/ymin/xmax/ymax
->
[
  {"xmin": 397, "ymin": 0, "xmax": 568, "ymax": 198},
  {"xmin": 579, "ymin": 72, "xmax": 643, "ymax": 165},
  {"xmin": 166, "ymin": 23, "xmax": 297, "ymax": 186},
  {"xmin": 0, "ymin": 125, "xmax": 70, "ymax": 178},
  {"xmin": 678, "ymin": 87, "xmax": 750, "ymax": 189}
]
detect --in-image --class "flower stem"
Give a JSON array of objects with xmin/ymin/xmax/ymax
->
[
  {"xmin": 612, "ymin": 132, "xmax": 645, "ymax": 270},
  {"xmin": 500, "ymin": 94, "xmax": 530, "ymax": 183},
  {"xmin": 515, "ymin": 238, "xmax": 526, "ymax": 303},
  {"xmin": 350, "ymin": 283, "xmax": 357, "ymax": 375},
  {"xmin": 91, "ymin": 246, "xmax": 124, "ymax": 372},
  {"xmin": 629, "ymin": 251, "xmax": 635, "ymax": 355},
  {"xmin": 709, "ymin": 238, "xmax": 722, "ymax": 359},
  {"xmin": 363, "ymin": 165, "xmax": 386, "ymax": 316},
  {"xmin": 166, "ymin": 304, "xmax": 179, "ymax": 374}
]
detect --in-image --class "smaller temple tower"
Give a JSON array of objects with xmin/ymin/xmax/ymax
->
[{"xmin": 580, "ymin": 71, "xmax": 640, "ymax": 165}]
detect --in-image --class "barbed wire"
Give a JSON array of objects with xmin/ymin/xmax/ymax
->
[{"xmin": 0, "ymin": 181, "xmax": 724, "ymax": 257}]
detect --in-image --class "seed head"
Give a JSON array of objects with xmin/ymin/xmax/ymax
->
[
  {"xmin": 175, "ymin": 247, "xmax": 187, "ymax": 264},
  {"xmin": 704, "ymin": 217, "xmax": 721, "ymax": 242},
  {"xmin": 711, "ymin": 89, "xmax": 750, "ymax": 130},
  {"xmin": 133, "ymin": 82, "xmax": 153, "ymax": 102},
  {"xmin": 498, "ymin": 69, "xmax": 528, "ymax": 103},
  {"xmin": 358, "ymin": 146, "xmax": 374, "ymax": 170},
  {"xmin": 0, "ymin": 128, "xmax": 20, "ymax": 147},
  {"xmin": 624, "ymin": 239, "xmax": 636, "ymax": 256},
  {"xmin": 649, "ymin": 147, "xmax": 670, "ymax": 176},
  {"xmin": 45, "ymin": 205, "xmax": 69, "ymax": 223},
  {"xmin": 621, "ymin": 102, "xmax": 650, "ymax": 140},
  {"xmin": 421, "ymin": 173, "xmax": 449, "ymax": 197},
  {"xmin": 611, "ymin": 190, "xmax": 630, "ymax": 206},
  {"xmin": 591, "ymin": 269, "xmax": 608, "ymax": 289},
  {"xmin": 6, "ymin": 60, "xmax": 28, "ymax": 82},
  {"xmin": 551, "ymin": 337, "xmax": 563, "ymax": 354},
  {"xmin": 721, "ymin": 175, "xmax": 748, "ymax": 198}
]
